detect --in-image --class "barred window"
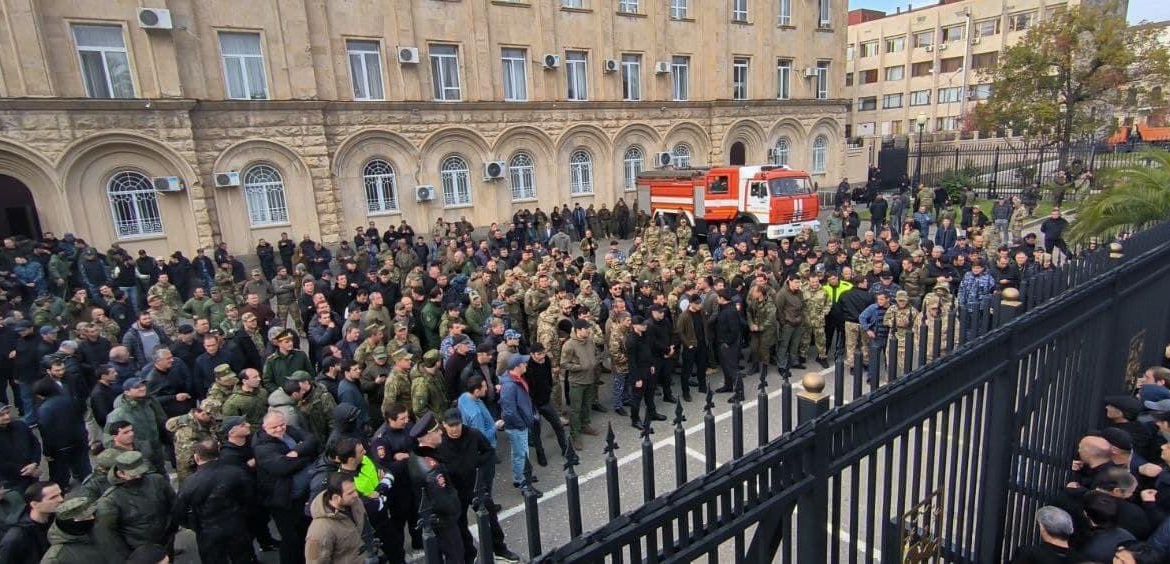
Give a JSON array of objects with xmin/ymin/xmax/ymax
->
[
  {"xmin": 812, "ymin": 135, "xmax": 828, "ymax": 173},
  {"xmin": 569, "ymin": 150, "xmax": 593, "ymax": 195},
  {"xmin": 772, "ymin": 138, "xmax": 790, "ymax": 166},
  {"xmin": 243, "ymin": 164, "xmax": 289, "ymax": 226},
  {"xmin": 363, "ymin": 159, "xmax": 399, "ymax": 213},
  {"xmin": 672, "ymin": 143, "xmax": 692, "ymax": 168},
  {"xmin": 107, "ymin": 171, "xmax": 163, "ymax": 238},
  {"xmin": 440, "ymin": 155, "xmax": 473, "ymax": 206},
  {"xmin": 509, "ymin": 153, "xmax": 536, "ymax": 201},
  {"xmin": 623, "ymin": 146, "xmax": 644, "ymax": 192}
]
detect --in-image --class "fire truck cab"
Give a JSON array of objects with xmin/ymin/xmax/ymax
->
[{"xmin": 636, "ymin": 164, "xmax": 820, "ymax": 240}]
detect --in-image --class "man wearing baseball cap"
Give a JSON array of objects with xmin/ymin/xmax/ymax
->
[{"xmin": 498, "ymin": 354, "xmax": 540, "ymax": 497}]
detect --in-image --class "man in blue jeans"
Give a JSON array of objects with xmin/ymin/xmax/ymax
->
[{"xmin": 498, "ymin": 353, "xmax": 542, "ymax": 498}]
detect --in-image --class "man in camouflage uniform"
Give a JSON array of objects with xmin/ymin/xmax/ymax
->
[
  {"xmin": 291, "ymin": 370, "xmax": 336, "ymax": 444},
  {"xmin": 606, "ymin": 311, "xmax": 632, "ymax": 414},
  {"xmin": 242, "ymin": 268, "xmax": 274, "ymax": 304},
  {"xmin": 361, "ymin": 346, "xmax": 391, "ymax": 426},
  {"xmin": 524, "ymin": 273, "xmax": 553, "ymax": 341},
  {"xmin": 883, "ymin": 290, "xmax": 920, "ymax": 375},
  {"xmin": 147, "ymin": 273, "xmax": 182, "ymax": 313},
  {"xmin": 272, "ymin": 266, "xmax": 297, "ymax": 330},
  {"xmin": 746, "ymin": 284, "xmax": 778, "ymax": 373},
  {"xmin": 800, "ymin": 274, "xmax": 831, "ymax": 367},
  {"xmin": 181, "ymin": 287, "xmax": 212, "ymax": 322},
  {"xmin": 537, "ymin": 297, "xmax": 573, "ymax": 416},
  {"xmin": 146, "ymin": 294, "xmax": 178, "ymax": 338},
  {"xmin": 352, "ymin": 322, "xmax": 386, "ymax": 367},
  {"xmin": 411, "ymin": 350, "xmax": 448, "ymax": 419},
  {"xmin": 204, "ymin": 288, "xmax": 232, "ymax": 330},
  {"xmin": 577, "ymin": 279, "xmax": 602, "ymax": 320},
  {"xmin": 386, "ymin": 322, "xmax": 422, "ymax": 362},
  {"xmin": 215, "ymin": 263, "xmax": 238, "ymax": 303},
  {"xmin": 381, "ymin": 348, "xmax": 414, "ymax": 417},
  {"xmin": 165, "ymin": 398, "xmax": 220, "ymax": 485},
  {"xmin": 205, "ymin": 364, "xmax": 238, "ymax": 404}
]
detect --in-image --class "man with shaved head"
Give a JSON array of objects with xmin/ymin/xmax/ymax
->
[{"xmin": 1071, "ymin": 435, "xmax": 1120, "ymax": 490}]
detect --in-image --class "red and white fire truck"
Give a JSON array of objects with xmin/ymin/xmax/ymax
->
[{"xmin": 635, "ymin": 164, "xmax": 820, "ymax": 239}]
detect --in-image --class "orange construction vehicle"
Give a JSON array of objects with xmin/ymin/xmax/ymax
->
[{"xmin": 635, "ymin": 164, "xmax": 820, "ymax": 240}]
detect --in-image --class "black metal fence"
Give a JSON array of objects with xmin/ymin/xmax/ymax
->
[
  {"xmin": 908, "ymin": 141, "xmax": 1162, "ymax": 199},
  {"xmin": 486, "ymin": 220, "xmax": 1170, "ymax": 564}
]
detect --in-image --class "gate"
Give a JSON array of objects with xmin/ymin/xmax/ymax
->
[
  {"xmin": 519, "ymin": 222, "xmax": 1170, "ymax": 563},
  {"xmin": 876, "ymin": 137, "xmax": 909, "ymax": 190}
]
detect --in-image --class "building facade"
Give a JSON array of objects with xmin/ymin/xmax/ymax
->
[
  {"xmin": 844, "ymin": 0, "xmax": 1088, "ymax": 139},
  {"xmin": 0, "ymin": 0, "xmax": 847, "ymax": 255}
]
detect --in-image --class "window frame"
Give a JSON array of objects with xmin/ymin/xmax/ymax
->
[
  {"xmin": 732, "ymin": 0, "xmax": 749, "ymax": 22},
  {"xmin": 815, "ymin": 61, "xmax": 830, "ymax": 99},
  {"xmin": 623, "ymin": 146, "xmax": 644, "ymax": 192},
  {"xmin": 672, "ymin": 143, "xmax": 692, "ymax": 168},
  {"xmin": 884, "ymin": 36, "xmax": 906, "ymax": 54},
  {"xmin": 72, "ymin": 23, "xmax": 136, "ymax": 99},
  {"xmin": 218, "ymin": 31, "xmax": 269, "ymax": 101},
  {"xmin": 618, "ymin": 0, "xmax": 640, "ymax": 14},
  {"xmin": 909, "ymin": 89, "xmax": 931, "ymax": 106},
  {"xmin": 621, "ymin": 53, "xmax": 641, "ymax": 101},
  {"xmin": 440, "ymin": 155, "xmax": 474, "ymax": 207},
  {"xmin": 732, "ymin": 57, "xmax": 750, "ymax": 100},
  {"xmin": 974, "ymin": 18, "xmax": 1001, "ymax": 37},
  {"xmin": 107, "ymin": 170, "xmax": 163, "ymax": 239},
  {"xmin": 771, "ymin": 138, "xmax": 790, "ymax": 166},
  {"xmin": 857, "ymin": 96, "xmax": 877, "ymax": 111},
  {"xmin": 884, "ymin": 65, "xmax": 905, "ymax": 81},
  {"xmin": 508, "ymin": 152, "xmax": 537, "ymax": 201},
  {"xmin": 501, "ymin": 47, "xmax": 528, "ymax": 102},
  {"xmin": 565, "ymin": 50, "xmax": 589, "ymax": 101},
  {"xmin": 937, "ymin": 86, "xmax": 962, "ymax": 103},
  {"xmin": 778, "ymin": 0, "xmax": 792, "ymax": 26},
  {"xmin": 811, "ymin": 136, "xmax": 828, "ymax": 174},
  {"xmin": 776, "ymin": 59, "xmax": 792, "ymax": 100},
  {"xmin": 569, "ymin": 149, "xmax": 594, "ymax": 195},
  {"xmin": 346, "ymin": 39, "xmax": 385, "ymax": 101},
  {"xmin": 242, "ymin": 164, "xmax": 290, "ymax": 227},
  {"xmin": 670, "ymin": 0, "xmax": 689, "ymax": 19},
  {"xmin": 882, "ymin": 93, "xmax": 903, "ymax": 109},
  {"xmin": 671, "ymin": 56, "xmax": 690, "ymax": 101},
  {"xmin": 860, "ymin": 41, "xmax": 879, "ymax": 58},
  {"xmin": 363, "ymin": 159, "xmax": 400, "ymax": 214},
  {"xmin": 429, "ymin": 44, "xmax": 462, "ymax": 102},
  {"xmin": 913, "ymin": 31, "xmax": 934, "ymax": 48},
  {"xmin": 1008, "ymin": 11, "xmax": 1035, "ymax": 32},
  {"xmin": 817, "ymin": 0, "xmax": 831, "ymax": 27}
]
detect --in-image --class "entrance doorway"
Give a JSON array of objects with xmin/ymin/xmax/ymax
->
[
  {"xmin": 730, "ymin": 142, "xmax": 746, "ymax": 166},
  {"xmin": 0, "ymin": 175, "xmax": 42, "ymax": 239}
]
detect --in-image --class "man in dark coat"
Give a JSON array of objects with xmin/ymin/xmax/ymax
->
[
  {"xmin": 0, "ymin": 480, "xmax": 63, "ymax": 564},
  {"xmin": 144, "ymin": 348, "xmax": 194, "ymax": 418},
  {"xmin": 254, "ymin": 410, "xmax": 319, "ymax": 564},
  {"xmin": 0, "ymin": 402, "xmax": 40, "ymax": 491},
  {"xmin": 172, "ymin": 440, "xmax": 257, "ymax": 563},
  {"xmin": 32, "ymin": 380, "xmax": 91, "ymax": 489},
  {"xmin": 713, "ymin": 291, "xmax": 745, "ymax": 395}
]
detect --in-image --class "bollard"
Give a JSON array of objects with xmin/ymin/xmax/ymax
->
[
  {"xmin": 757, "ymin": 365, "xmax": 769, "ymax": 445},
  {"xmin": 475, "ymin": 502, "xmax": 494, "ymax": 564},
  {"xmin": 703, "ymin": 388, "xmax": 716, "ymax": 474},
  {"xmin": 604, "ymin": 422, "xmax": 621, "ymax": 520},
  {"xmin": 674, "ymin": 401, "xmax": 688, "ymax": 487},
  {"xmin": 797, "ymin": 371, "xmax": 832, "ymax": 424},
  {"xmin": 523, "ymin": 488, "xmax": 542, "ymax": 559}
]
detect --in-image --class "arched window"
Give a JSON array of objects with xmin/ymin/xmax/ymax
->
[
  {"xmin": 672, "ymin": 143, "xmax": 692, "ymax": 168},
  {"xmin": 623, "ymin": 146, "xmax": 644, "ymax": 192},
  {"xmin": 569, "ymin": 150, "xmax": 593, "ymax": 195},
  {"xmin": 363, "ymin": 159, "xmax": 399, "ymax": 214},
  {"xmin": 440, "ymin": 155, "xmax": 472, "ymax": 206},
  {"xmin": 243, "ymin": 164, "xmax": 289, "ymax": 226},
  {"xmin": 812, "ymin": 135, "xmax": 828, "ymax": 173},
  {"xmin": 772, "ymin": 138, "xmax": 790, "ymax": 166},
  {"xmin": 509, "ymin": 152, "xmax": 536, "ymax": 201},
  {"xmin": 107, "ymin": 171, "xmax": 163, "ymax": 238}
]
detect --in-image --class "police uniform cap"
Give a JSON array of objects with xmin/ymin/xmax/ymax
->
[
  {"xmin": 409, "ymin": 412, "xmax": 440, "ymax": 439},
  {"xmin": 123, "ymin": 377, "xmax": 146, "ymax": 390},
  {"xmin": 288, "ymin": 370, "xmax": 313, "ymax": 382},
  {"xmin": 56, "ymin": 497, "xmax": 96, "ymax": 521}
]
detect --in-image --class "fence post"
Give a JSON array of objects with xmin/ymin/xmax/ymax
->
[
  {"xmin": 990, "ymin": 147, "xmax": 1001, "ymax": 198},
  {"xmin": 673, "ymin": 401, "xmax": 687, "ymax": 487},
  {"xmin": 703, "ymin": 388, "xmax": 716, "ymax": 474},
  {"xmin": 758, "ymin": 366, "xmax": 770, "ymax": 446},
  {"xmin": 996, "ymin": 288, "xmax": 1023, "ymax": 327},
  {"xmin": 564, "ymin": 444, "xmax": 583, "ymax": 539},
  {"xmin": 524, "ymin": 489, "xmax": 542, "ymax": 559},
  {"xmin": 796, "ymin": 372, "xmax": 831, "ymax": 564},
  {"xmin": 797, "ymin": 371, "xmax": 831, "ymax": 425}
]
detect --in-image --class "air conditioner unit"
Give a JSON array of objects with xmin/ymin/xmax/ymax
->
[
  {"xmin": 655, "ymin": 152, "xmax": 674, "ymax": 167},
  {"xmin": 971, "ymin": 37, "xmax": 981, "ymax": 45},
  {"xmin": 655, "ymin": 61, "xmax": 671, "ymax": 74},
  {"xmin": 925, "ymin": 45, "xmax": 934, "ymax": 52},
  {"xmin": 397, "ymin": 47, "xmax": 420, "ymax": 64},
  {"xmin": 938, "ymin": 43, "xmax": 948, "ymax": 50},
  {"xmin": 603, "ymin": 59, "xmax": 619, "ymax": 73},
  {"xmin": 415, "ymin": 185, "xmax": 436, "ymax": 202},
  {"xmin": 137, "ymin": 8, "xmax": 173, "ymax": 30},
  {"xmin": 152, "ymin": 176, "xmax": 184, "ymax": 192},
  {"xmin": 213, "ymin": 171, "xmax": 240, "ymax": 188},
  {"xmin": 543, "ymin": 54, "xmax": 561, "ymax": 69},
  {"xmin": 804, "ymin": 67, "xmax": 819, "ymax": 78},
  {"xmin": 484, "ymin": 161, "xmax": 506, "ymax": 180}
]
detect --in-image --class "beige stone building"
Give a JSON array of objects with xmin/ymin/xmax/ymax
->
[
  {"xmin": 845, "ymin": 0, "xmax": 1090, "ymax": 139},
  {"xmin": 0, "ymin": 0, "xmax": 848, "ymax": 255}
]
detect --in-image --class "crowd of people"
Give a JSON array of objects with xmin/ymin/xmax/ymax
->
[
  {"xmin": 0, "ymin": 171, "xmax": 1099, "ymax": 564},
  {"xmin": 1010, "ymin": 365, "xmax": 1170, "ymax": 563}
]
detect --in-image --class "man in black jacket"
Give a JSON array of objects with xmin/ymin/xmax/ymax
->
[
  {"xmin": 409, "ymin": 412, "xmax": 463, "ymax": 564},
  {"xmin": 713, "ymin": 291, "xmax": 745, "ymax": 396},
  {"xmin": 627, "ymin": 316, "xmax": 665, "ymax": 430},
  {"xmin": 647, "ymin": 305, "xmax": 676, "ymax": 403},
  {"xmin": 838, "ymin": 277, "xmax": 876, "ymax": 373},
  {"xmin": 218, "ymin": 416, "xmax": 279, "ymax": 553},
  {"xmin": 172, "ymin": 440, "xmax": 256, "ymax": 563},
  {"xmin": 0, "ymin": 480, "xmax": 62, "ymax": 564},
  {"xmin": 434, "ymin": 408, "xmax": 521, "ymax": 563},
  {"xmin": 526, "ymin": 343, "xmax": 567, "ymax": 463},
  {"xmin": 0, "ymin": 402, "xmax": 40, "ymax": 491},
  {"xmin": 371, "ymin": 403, "xmax": 421, "ymax": 559},
  {"xmin": 254, "ymin": 410, "xmax": 319, "ymax": 564}
]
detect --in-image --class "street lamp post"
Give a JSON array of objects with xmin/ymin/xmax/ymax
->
[{"xmin": 912, "ymin": 113, "xmax": 928, "ymax": 188}]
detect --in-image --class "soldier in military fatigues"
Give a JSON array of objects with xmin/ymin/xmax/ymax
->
[
  {"xmin": 883, "ymin": 290, "xmax": 920, "ymax": 376},
  {"xmin": 272, "ymin": 266, "xmax": 297, "ymax": 330},
  {"xmin": 165, "ymin": 398, "xmax": 220, "ymax": 485},
  {"xmin": 215, "ymin": 264, "xmax": 238, "ymax": 304},
  {"xmin": 800, "ymin": 274, "xmax": 831, "ymax": 366},
  {"xmin": 523, "ymin": 275, "xmax": 553, "ymax": 341},
  {"xmin": 746, "ymin": 284, "xmax": 778, "ymax": 372},
  {"xmin": 205, "ymin": 364, "xmax": 238, "ymax": 404},
  {"xmin": 147, "ymin": 274, "xmax": 182, "ymax": 313},
  {"xmin": 537, "ymin": 297, "xmax": 573, "ymax": 416},
  {"xmin": 146, "ymin": 295, "xmax": 178, "ymax": 338},
  {"xmin": 382, "ymin": 348, "xmax": 414, "ymax": 417},
  {"xmin": 411, "ymin": 351, "xmax": 449, "ymax": 420}
]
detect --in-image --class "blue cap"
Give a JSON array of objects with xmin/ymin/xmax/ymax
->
[
  {"xmin": 122, "ymin": 377, "xmax": 146, "ymax": 390},
  {"xmin": 39, "ymin": 326, "xmax": 56, "ymax": 336},
  {"xmin": 506, "ymin": 354, "xmax": 530, "ymax": 371},
  {"xmin": 504, "ymin": 329, "xmax": 522, "ymax": 340}
]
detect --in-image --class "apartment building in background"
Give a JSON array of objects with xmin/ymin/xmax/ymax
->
[
  {"xmin": 843, "ymin": 0, "xmax": 1126, "ymax": 139},
  {"xmin": 0, "ymin": 0, "xmax": 847, "ymax": 255}
]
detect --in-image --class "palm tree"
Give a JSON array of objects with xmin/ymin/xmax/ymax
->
[{"xmin": 1068, "ymin": 148, "xmax": 1170, "ymax": 242}]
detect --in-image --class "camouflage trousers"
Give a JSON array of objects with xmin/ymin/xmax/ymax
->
[
  {"xmin": 552, "ymin": 371, "xmax": 566, "ymax": 416},
  {"xmin": 276, "ymin": 303, "xmax": 296, "ymax": 332},
  {"xmin": 844, "ymin": 322, "xmax": 870, "ymax": 369},
  {"xmin": 800, "ymin": 322, "xmax": 827, "ymax": 360},
  {"xmin": 749, "ymin": 328, "xmax": 777, "ymax": 365}
]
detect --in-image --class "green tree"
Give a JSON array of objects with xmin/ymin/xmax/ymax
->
[
  {"xmin": 1068, "ymin": 149, "xmax": 1170, "ymax": 242},
  {"xmin": 972, "ymin": 1, "xmax": 1170, "ymax": 165}
]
